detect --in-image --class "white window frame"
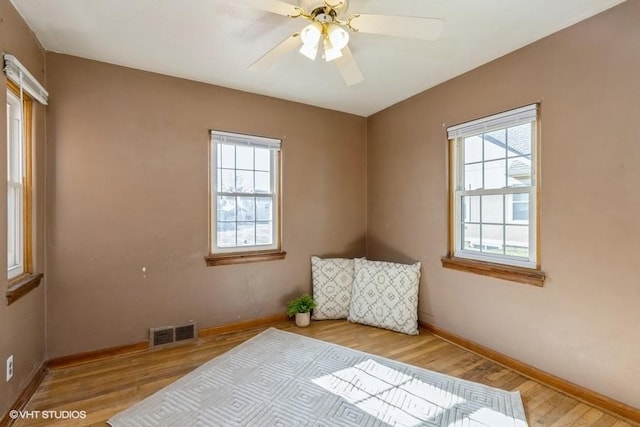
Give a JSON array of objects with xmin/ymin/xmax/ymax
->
[
  {"xmin": 210, "ymin": 130, "xmax": 282, "ymax": 255},
  {"xmin": 448, "ymin": 104, "xmax": 539, "ymax": 269},
  {"xmin": 7, "ymin": 88, "xmax": 25, "ymax": 279}
]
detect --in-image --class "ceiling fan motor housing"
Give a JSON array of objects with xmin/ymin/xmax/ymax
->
[
  {"xmin": 313, "ymin": 8, "xmax": 337, "ymax": 23},
  {"xmin": 300, "ymin": 0, "xmax": 350, "ymax": 19}
]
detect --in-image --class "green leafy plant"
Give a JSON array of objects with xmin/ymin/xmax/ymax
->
[{"xmin": 286, "ymin": 294, "xmax": 317, "ymax": 317}]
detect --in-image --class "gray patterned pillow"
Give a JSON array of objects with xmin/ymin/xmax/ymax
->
[
  {"xmin": 311, "ymin": 256, "xmax": 355, "ymax": 320},
  {"xmin": 348, "ymin": 258, "xmax": 421, "ymax": 335}
]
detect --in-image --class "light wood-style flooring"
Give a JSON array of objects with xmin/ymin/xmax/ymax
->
[{"xmin": 12, "ymin": 320, "xmax": 636, "ymax": 426}]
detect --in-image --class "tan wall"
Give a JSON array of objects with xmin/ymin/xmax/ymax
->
[
  {"xmin": 366, "ymin": 0, "xmax": 640, "ymax": 408},
  {"xmin": 0, "ymin": 0, "xmax": 47, "ymax": 416},
  {"xmin": 45, "ymin": 53, "xmax": 366, "ymax": 358}
]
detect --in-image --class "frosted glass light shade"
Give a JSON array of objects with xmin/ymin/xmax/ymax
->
[
  {"xmin": 300, "ymin": 22, "xmax": 322, "ymax": 47},
  {"xmin": 299, "ymin": 43, "xmax": 319, "ymax": 60},
  {"xmin": 328, "ymin": 24, "xmax": 349, "ymax": 50},
  {"xmin": 323, "ymin": 39, "xmax": 343, "ymax": 62}
]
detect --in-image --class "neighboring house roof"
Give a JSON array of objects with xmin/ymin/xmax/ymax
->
[{"xmin": 508, "ymin": 159, "xmax": 531, "ymax": 177}]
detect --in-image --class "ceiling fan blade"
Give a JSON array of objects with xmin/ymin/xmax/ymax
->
[
  {"xmin": 335, "ymin": 46, "xmax": 364, "ymax": 86},
  {"xmin": 350, "ymin": 14, "xmax": 444, "ymax": 41},
  {"xmin": 246, "ymin": 0, "xmax": 301, "ymax": 17},
  {"xmin": 249, "ymin": 33, "xmax": 302, "ymax": 72}
]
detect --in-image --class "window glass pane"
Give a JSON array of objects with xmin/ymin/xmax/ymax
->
[
  {"xmin": 481, "ymin": 194, "xmax": 503, "ymax": 224},
  {"xmin": 462, "ymin": 223, "xmax": 480, "ymax": 251},
  {"xmin": 464, "ymin": 136, "xmax": 482, "ymax": 164},
  {"xmin": 220, "ymin": 144, "xmax": 235, "ymax": 168},
  {"xmin": 256, "ymin": 222, "xmax": 273, "ymax": 245},
  {"xmin": 6, "ymin": 102, "xmax": 10, "ymax": 181},
  {"xmin": 237, "ymin": 222, "xmax": 256, "ymax": 246},
  {"xmin": 217, "ymin": 196, "xmax": 236, "ymax": 222},
  {"xmin": 484, "ymin": 130, "xmax": 506, "ymax": 161},
  {"xmin": 507, "ymin": 193, "xmax": 529, "ymax": 223},
  {"xmin": 507, "ymin": 156, "xmax": 531, "ymax": 187},
  {"xmin": 220, "ymin": 169, "xmax": 235, "ymax": 192},
  {"xmin": 236, "ymin": 146, "xmax": 253, "ymax": 170},
  {"xmin": 462, "ymin": 196, "xmax": 480, "ymax": 223},
  {"xmin": 7, "ymin": 187, "xmax": 17, "ymax": 268},
  {"xmin": 481, "ymin": 224, "xmax": 504, "ymax": 254},
  {"xmin": 507, "ymin": 123, "xmax": 532, "ymax": 157},
  {"xmin": 255, "ymin": 148, "xmax": 271, "ymax": 171},
  {"xmin": 7, "ymin": 106, "xmax": 23, "ymax": 183},
  {"xmin": 217, "ymin": 222, "xmax": 236, "ymax": 247},
  {"xmin": 235, "ymin": 170, "xmax": 254, "ymax": 193},
  {"xmin": 255, "ymin": 171, "xmax": 271, "ymax": 193},
  {"xmin": 484, "ymin": 159, "xmax": 506, "ymax": 189},
  {"xmin": 216, "ymin": 169, "xmax": 221, "ymax": 192},
  {"xmin": 464, "ymin": 163, "xmax": 482, "ymax": 190},
  {"xmin": 506, "ymin": 225, "xmax": 529, "ymax": 257},
  {"xmin": 256, "ymin": 197, "xmax": 272, "ymax": 221},
  {"xmin": 237, "ymin": 197, "xmax": 255, "ymax": 221},
  {"xmin": 7, "ymin": 92, "xmax": 24, "ymax": 274}
]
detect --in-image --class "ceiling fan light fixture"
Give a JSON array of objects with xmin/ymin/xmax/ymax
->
[
  {"xmin": 323, "ymin": 38, "xmax": 343, "ymax": 62},
  {"xmin": 299, "ymin": 42, "xmax": 319, "ymax": 60},
  {"xmin": 300, "ymin": 22, "xmax": 322, "ymax": 47},
  {"xmin": 328, "ymin": 24, "xmax": 349, "ymax": 50}
]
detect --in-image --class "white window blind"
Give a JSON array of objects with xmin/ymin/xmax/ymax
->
[
  {"xmin": 211, "ymin": 130, "xmax": 281, "ymax": 150},
  {"xmin": 3, "ymin": 54, "xmax": 49, "ymax": 105},
  {"xmin": 447, "ymin": 104, "xmax": 537, "ymax": 140}
]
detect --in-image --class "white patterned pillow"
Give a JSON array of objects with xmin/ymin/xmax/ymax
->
[
  {"xmin": 348, "ymin": 258, "xmax": 421, "ymax": 335},
  {"xmin": 311, "ymin": 256, "xmax": 355, "ymax": 320}
]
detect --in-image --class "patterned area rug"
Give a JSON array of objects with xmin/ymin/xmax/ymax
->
[{"xmin": 108, "ymin": 328, "xmax": 528, "ymax": 426}]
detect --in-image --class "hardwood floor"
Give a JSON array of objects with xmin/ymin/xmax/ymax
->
[{"xmin": 10, "ymin": 320, "xmax": 636, "ymax": 426}]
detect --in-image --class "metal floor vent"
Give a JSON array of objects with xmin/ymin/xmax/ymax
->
[{"xmin": 150, "ymin": 321, "xmax": 197, "ymax": 348}]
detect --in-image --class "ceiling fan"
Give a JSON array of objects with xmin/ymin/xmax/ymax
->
[{"xmin": 246, "ymin": 0, "xmax": 444, "ymax": 86}]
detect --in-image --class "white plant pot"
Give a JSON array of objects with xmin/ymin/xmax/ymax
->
[{"xmin": 295, "ymin": 312, "xmax": 311, "ymax": 327}]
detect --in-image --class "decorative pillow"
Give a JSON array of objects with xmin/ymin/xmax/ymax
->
[
  {"xmin": 311, "ymin": 256, "xmax": 355, "ymax": 320},
  {"xmin": 348, "ymin": 258, "xmax": 421, "ymax": 335}
]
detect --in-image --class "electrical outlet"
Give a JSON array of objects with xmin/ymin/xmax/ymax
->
[{"xmin": 6, "ymin": 355, "xmax": 13, "ymax": 381}]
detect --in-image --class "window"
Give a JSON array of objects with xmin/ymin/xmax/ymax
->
[
  {"xmin": 445, "ymin": 104, "xmax": 542, "ymax": 277},
  {"xmin": 6, "ymin": 83, "xmax": 32, "ymax": 281},
  {"xmin": 4, "ymin": 55, "xmax": 46, "ymax": 303},
  {"xmin": 207, "ymin": 130, "xmax": 284, "ymax": 265}
]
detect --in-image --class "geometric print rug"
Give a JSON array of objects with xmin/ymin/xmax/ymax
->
[{"xmin": 108, "ymin": 328, "xmax": 528, "ymax": 426}]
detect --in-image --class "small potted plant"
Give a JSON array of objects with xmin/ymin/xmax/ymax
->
[{"xmin": 286, "ymin": 294, "xmax": 316, "ymax": 327}]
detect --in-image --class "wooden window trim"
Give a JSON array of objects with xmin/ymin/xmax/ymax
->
[
  {"xmin": 441, "ymin": 256, "xmax": 545, "ymax": 287},
  {"xmin": 6, "ymin": 273, "xmax": 43, "ymax": 305},
  {"xmin": 205, "ymin": 250, "xmax": 286, "ymax": 267}
]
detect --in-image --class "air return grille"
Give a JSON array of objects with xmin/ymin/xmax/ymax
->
[{"xmin": 150, "ymin": 321, "xmax": 197, "ymax": 348}]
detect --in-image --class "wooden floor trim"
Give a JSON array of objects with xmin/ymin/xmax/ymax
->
[
  {"xmin": 47, "ymin": 313, "xmax": 287, "ymax": 370},
  {"xmin": 0, "ymin": 362, "xmax": 48, "ymax": 427},
  {"xmin": 47, "ymin": 342, "xmax": 149, "ymax": 369},
  {"xmin": 419, "ymin": 321, "xmax": 640, "ymax": 425},
  {"xmin": 198, "ymin": 313, "xmax": 287, "ymax": 338}
]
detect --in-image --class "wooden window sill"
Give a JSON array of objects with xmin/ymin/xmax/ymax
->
[
  {"xmin": 205, "ymin": 250, "xmax": 287, "ymax": 267},
  {"xmin": 6, "ymin": 272, "xmax": 44, "ymax": 305},
  {"xmin": 441, "ymin": 256, "xmax": 545, "ymax": 287}
]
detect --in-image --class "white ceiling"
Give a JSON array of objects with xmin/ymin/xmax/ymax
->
[{"xmin": 11, "ymin": 0, "xmax": 626, "ymax": 117}]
